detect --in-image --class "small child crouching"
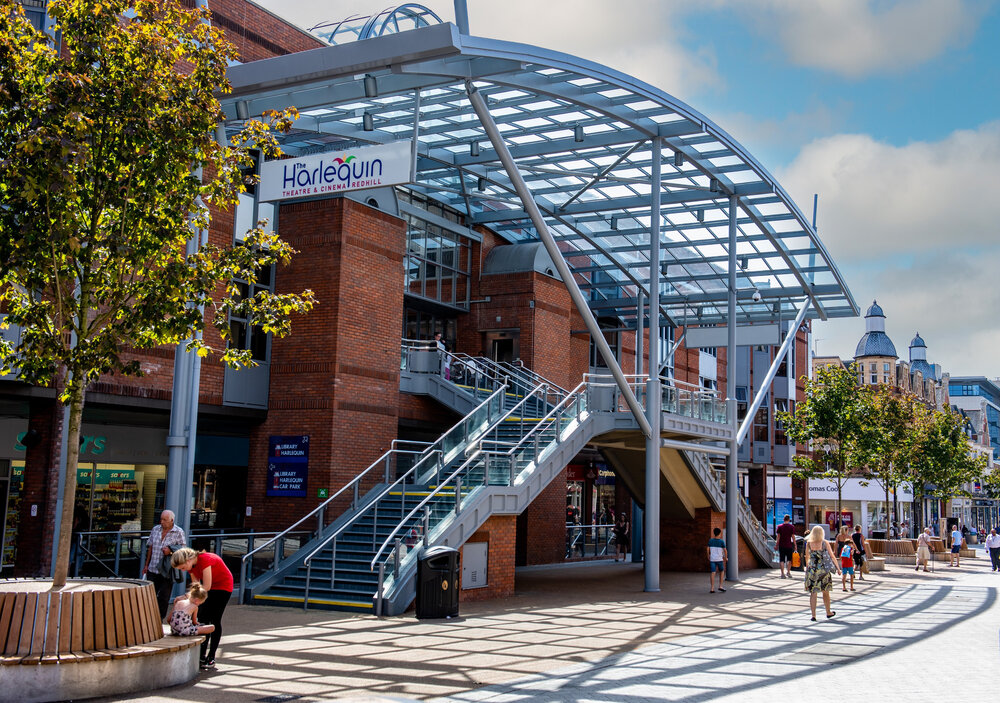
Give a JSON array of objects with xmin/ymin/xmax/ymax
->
[{"xmin": 168, "ymin": 584, "xmax": 216, "ymax": 637}]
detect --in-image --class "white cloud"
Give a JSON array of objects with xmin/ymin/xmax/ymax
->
[
  {"xmin": 251, "ymin": 0, "xmax": 723, "ymax": 97},
  {"xmin": 777, "ymin": 122, "xmax": 1000, "ymax": 263},
  {"xmin": 731, "ymin": 0, "xmax": 987, "ymax": 78},
  {"xmin": 815, "ymin": 250, "xmax": 1000, "ymax": 377}
]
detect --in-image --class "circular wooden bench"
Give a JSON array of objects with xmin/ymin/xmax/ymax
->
[{"xmin": 1, "ymin": 579, "xmax": 202, "ymax": 703}]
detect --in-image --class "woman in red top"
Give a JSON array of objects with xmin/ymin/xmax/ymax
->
[{"xmin": 172, "ymin": 547, "xmax": 234, "ymax": 669}]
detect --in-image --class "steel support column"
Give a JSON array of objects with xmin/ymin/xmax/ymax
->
[
  {"xmin": 466, "ymin": 84, "xmax": 652, "ymax": 437},
  {"xmin": 636, "ymin": 290, "xmax": 644, "ymax": 378},
  {"xmin": 726, "ymin": 194, "xmax": 739, "ymax": 582},
  {"xmin": 644, "ymin": 138, "xmax": 663, "ymax": 592}
]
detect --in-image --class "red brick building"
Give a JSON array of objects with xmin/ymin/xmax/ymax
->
[{"xmin": 2, "ymin": 2, "xmax": 856, "ymax": 609}]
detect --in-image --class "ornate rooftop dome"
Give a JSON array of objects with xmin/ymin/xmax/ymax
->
[
  {"xmin": 909, "ymin": 331, "xmax": 935, "ymax": 379},
  {"xmin": 854, "ymin": 300, "xmax": 897, "ymax": 358}
]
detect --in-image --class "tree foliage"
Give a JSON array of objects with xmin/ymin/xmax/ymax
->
[
  {"xmin": 0, "ymin": 0, "xmax": 314, "ymax": 585},
  {"xmin": 908, "ymin": 405, "xmax": 986, "ymax": 503},
  {"xmin": 853, "ymin": 386, "xmax": 919, "ymax": 525},
  {"xmin": 777, "ymin": 363, "xmax": 868, "ymax": 520}
]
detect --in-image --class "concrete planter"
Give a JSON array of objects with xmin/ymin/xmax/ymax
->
[{"xmin": 0, "ymin": 579, "xmax": 202, "ymax": 703}]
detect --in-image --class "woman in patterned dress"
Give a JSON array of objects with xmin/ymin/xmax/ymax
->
[{"xmin": 804, "ymin": 525, "xmax": 840, "ymax": 621}]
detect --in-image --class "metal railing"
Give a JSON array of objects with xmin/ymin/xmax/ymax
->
[
  {"xmin": 583, "ymin": 373, "xmax": 728, "ymax": 424},
  {"xmin": 266, "ymin": 383, "xmax": 511, "ymax": 607},
  {"xmin": 565, "ymin": 523, "xmax": 615, "ymax": 559},
  {"xmin": 238, "ymin": 440, "xmax": 428, "ymax": 602},
  {"xmin": 370, "ymin": 381, "xmax": 587, "ymax": 613},
  {"xmin": 71, "ymin": 529, "xmax": 310, "ymax": 586}
]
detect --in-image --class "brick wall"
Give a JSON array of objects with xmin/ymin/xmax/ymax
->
[
  {"xmin": 244, "ymin": 198, "xmax": 407, "ymax": 530},
  {"xmin": 523, "ymin": 468, "xmax": 569, "ymax": 565},
  {"xmin": 14, "ymin": 398, "xmax": 65, "ymax": 576},
  {"xmin": 459, "ymin": 514, "xmax": 516, "ymax": 602},
  {"xmin": 660, "ymin": 507, "xmax": 757, "ymax": 572}
]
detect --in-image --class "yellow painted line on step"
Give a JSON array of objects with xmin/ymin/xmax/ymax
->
[{"xmin": 254, "ymin": 594, "xmax": 373, "ymax": 609}]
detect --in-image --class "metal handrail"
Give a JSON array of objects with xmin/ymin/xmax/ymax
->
[
  {"xmin": 290, "ymin": 383, "xmax": 510, "ymax": 607},
  {"xmin": 238, "ymin": 443, "xmax": 425, "ymax": 601},
  {"xmin": 370, "ymin": 450, "xmax": 485, "ymax": 575},
  {"xmin": 501, "ymin": 359, "xmax": 569, "ymax": 394},
  {"xmin": 494, "ymin": 381, "xmax": 586, "ymax": 463}
]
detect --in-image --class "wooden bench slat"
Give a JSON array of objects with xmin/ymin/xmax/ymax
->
[
  {"xmin": 71, "ymin": 592, "xmax": 84, "ymax": 652},
  {"xmin": 112, "ymin": 589, "xmax": 127, "ymax": 647},
  {"xmin": 81, "ymin": 590, "xmax": 95, "ymax": 651},
  {"xmin": 123, "ymin": 587, "xmax": 138, "ymax": 645},
  {"xmin": 92, "ymin": 590, "xmax": 106, "ymax": 650},
  {"xmin": 144, "ymin": 585, "xmax": 162, "ymax": 641},
  {"xmin": 4, "ymin": 593, "xmax": 27, "ymax": 656},
  {"xmin": 43, "ymin": 592, "xmax": 61, "ymax": 655},
  {"xmin": 103, "ymin": 590, "xmax": 116, "ymax": 649},
  {"xmin": 17, "ymin": 594, "xmax": 37, "ymax": 656},
  {"xmin": 29, "ymin": 592, "xmax": 48, "ymax": 657},
  {"xmin": 134, "ymin": 586, "xmax": 150, "ymax": 643},
  {"xmin": 0, "ymin": 593, "xmax": 17, "ymax": 654},
  {"xmin": 58, "ymin": 590, "xmax": 73, "ymax": 654}
]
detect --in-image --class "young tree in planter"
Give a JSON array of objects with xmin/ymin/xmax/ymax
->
[
  {"xmin": 907, "ymin": 405, "xmax": 987, "ymax": 531},
  {"xmin": 777, "ymin": 362, "xmax": 867, "ymax": 531},
  {"xmin": 854, "ymin": 387, "xmax": 920, "ymax": 534},
  {"xmin": 0, "ymin": 0, "xmax": 314, "ymax": 587}
]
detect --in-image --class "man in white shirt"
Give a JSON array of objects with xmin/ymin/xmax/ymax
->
[
  {"xmin": 985, "ymin": 529, "xmax": 1000, "ymax": 572},
  {"xmin": 142, "ymin": 510, "xmax": 186, "ymax": 618}
]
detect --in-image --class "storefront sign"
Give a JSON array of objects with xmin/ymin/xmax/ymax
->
[
  {"xmin": 259, "ymin": 141, "xmax": 413, "ymax": 202},
  {"xmin": 267, "ymin": 435, "xmax": 309, "ymax": 497},
  {"xmin": 808, "ymin": 479, "xmax": 913, "ymax": 502},
  {"xmin": 77, "ymin": 468, "xmax": 134, "ymax": 484},
  {"xmin": 566, "ymin": 464, "xmax": 585, "ymax": 482},
  {"xmin": 595, "ymin": 467, "xmax": 615, "ymax": 485}
]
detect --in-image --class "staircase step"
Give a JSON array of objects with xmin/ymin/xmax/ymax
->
[{"xmin": 253, "ymin": 592, "xmax": 373, "ymax": 612}]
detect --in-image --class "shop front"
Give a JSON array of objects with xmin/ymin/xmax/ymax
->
[
  {"xmin": 808, "ymin": 479, "xmax": 914, "ymax": 538},
  {"xmin": 0, "ymin": 418, "xmax": 250, "ymax": 574}
]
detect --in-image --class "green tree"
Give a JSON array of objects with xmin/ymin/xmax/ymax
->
[
  {"xmin": 777, "ymin": 362, "xmax": 867, "ymax": 530},
  {"xmin": 0, "ymin": 0, "xmax": 313, "ymax": 587},
  {"xmin": 907, "ymin": 405, "xmax": 987, "ymax": 530},
  {"xmin": 854, "ymin": 387, "xmax": 919, "ymax": 534}
]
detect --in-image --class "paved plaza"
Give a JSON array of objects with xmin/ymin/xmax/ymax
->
[{"xmin": 96, "ymin": 548, "xmax": 998, "ymax": 703}]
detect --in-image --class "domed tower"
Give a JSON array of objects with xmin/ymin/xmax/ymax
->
[
  {"xmin": 854, "ymin": 301, "xmax": 897, "ymax": 386},
  {"xmin": 909, "ymin": 333, "xmax": 936, "ymax": 381}
]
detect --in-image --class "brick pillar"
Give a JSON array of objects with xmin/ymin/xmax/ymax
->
[
  {"xmin": 524, "ymin": 468, "xmax": 568, "ymax": 564},
  {"xmin": 747, "ymin": 466, "xmax": 767, "ymax": 524},
  {"xmin": 245, "ymin": 197, "xmax": 406, "ymax": 531},
  {"xmin": 15, "ymin": 398, "xmax": 65, "ymax": 577},
  {"xmin": 459, "ymin": 515, "xmax": 516, "ymax": 602}
]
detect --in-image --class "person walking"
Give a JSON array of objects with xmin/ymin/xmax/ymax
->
[
  {"xmin": 839, "ymin": 539, "xmax": 856, "ymax": 592},
  {"xmin": 804, "ymin": 525, "xmax": 839, "ymax": 621},
  {"xmin": 985, "ymin": 529, "xmax": 1000, "ymax": 572},
  {"xmin": 915, "ymin": 527, "xmax": 932, "ymax": 572},
  {"xmin": 707, "ymin": 527, "xmax": 728, "ymax": 593},
  {"xmin": 851, "ymin": 525, "xmax": 867, "ymax": 580},
  {"xmin": 776, "ymin": 514, "xmax": 796, "ymax": 579},
  {"xmin": 172, "ymin": 547, "xmax": 234, "ymax": 670},
  {"xmin": 835, "ymin": 525, "xmax": 851, "ymax": 558},
  {"xmin": 949, "ymin": 524, "xmax": 963, "ymax": 567},
  {"xmin": 142, "ymin": 509, "xmax": 186, "ymax": 619}
]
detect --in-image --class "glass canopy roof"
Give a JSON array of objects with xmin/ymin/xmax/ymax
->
[{"xmin": 221, "ymin": 18, "xmax": 857, "ymax": 328}]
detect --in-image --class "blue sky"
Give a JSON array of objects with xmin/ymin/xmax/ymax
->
[{"xmin": 254, "ymin": 0, "xmax": 1000, "ymax": 378}]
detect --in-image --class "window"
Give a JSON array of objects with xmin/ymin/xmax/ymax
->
[
  {"xmin": 229, "ymin": 269, "xmax": 273, "ymax": 363},
  {"xmin": 753, "ymin": 404, "xmax": 769, "ymax": 443},
  {"xmin": 870, "ymin": 374, "xmax": 878, "ymax": 384},
  {"xmin": 589, "ymin": 319, "xmax": 620, "ymax": 368},
  {"xmin": 883, "ymin": 363, "xmax": 890, "ymax": 372},
  {"xmin": 774, "ymin": 399, "xmax": 790, "ymax": 444},
  {"xmin": 401, "ymin": 190, "xmax": 472, "ymax": 309},
  {"xmin": 736, "ymin": 387, "xmax": 748, "ymax": 423}
]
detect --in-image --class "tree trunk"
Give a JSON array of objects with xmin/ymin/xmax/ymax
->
[
  {"xmin": 51, "ymin": 374, "xmax": 85, "ymax": 589},
  {"xmin": 885, "ymin": 481, "xmax": 890, "ymax": 534}
]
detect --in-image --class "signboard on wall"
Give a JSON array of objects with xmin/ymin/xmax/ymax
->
[
  {"xmin": 266, "ymin": 435, "xmax": 309, "ymax": 497},
  {"xmin": 259, "ymin": 140, "xmax": 413, "ymax": 202}
]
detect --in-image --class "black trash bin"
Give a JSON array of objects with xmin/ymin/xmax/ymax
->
[{"xmin": 416, "ymin": 545, "xmax": 459, "ymax": 619}]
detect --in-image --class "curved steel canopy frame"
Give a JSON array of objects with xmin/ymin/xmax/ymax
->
[{"xmin": 221, "ymin": 22, "xmax": 858, "ymax": 329}]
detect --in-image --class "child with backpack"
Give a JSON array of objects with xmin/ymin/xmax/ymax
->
[{"xmin": 840, "ymin": 540, "xmax": 856, "ymax": 592}]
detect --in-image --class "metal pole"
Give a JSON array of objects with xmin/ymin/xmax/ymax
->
[
  {"xmin": 726, "ymin": 194, "xmax": 739, "ymax": 582},
  {"xmin": 466, "ymin": 85, "xmax": 652, "ymax": 438},
  {"xmin": 636, "ymin": 290, "xmax": 644, "ymax": 378},
  {"xmin": 644, "ymin": 138, "xmax": 663, "ymax": 592},
  {"xmin": 453, "ymin": 0, "xmax": 470, "ymax": 34}
]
